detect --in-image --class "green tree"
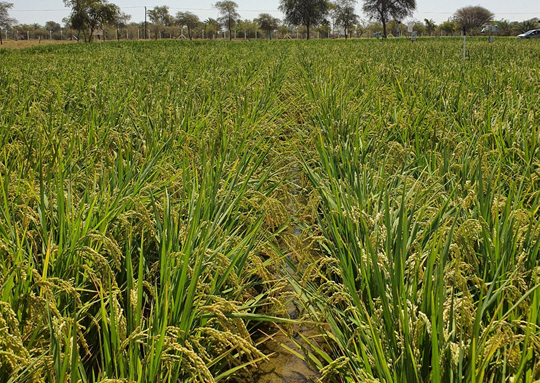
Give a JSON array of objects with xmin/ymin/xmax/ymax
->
[
  {"xmin": 354, "ymin": 20, "xmax": 366, "ymax": 37},
  {"xmin": 438, "ymin": 20, "xmax": 457, "ymax": 36},
  {"xmin": 255, "ymin": 13, "xmax": 280, "ymax": 39},
  {"xmin": 147, "ymin": 5, "xmax": 171, "ymax": 39},
  {"xmin": 45, "ymin": 21, "xmax": 62, "ymax": 39},
  {"xmin": 296, "ymin": 24, "xmax": 308, "ymax": 38},
  {"xmin": 235, "ymin": 18, "xmax": 248, "ymax": 38},
  {"xmin": 424, "ymin": 18, "xmax": 436, "ymax": 35},
  {"xmin": 362, "ymin": 0, "xmax": 416, "ymax": 38},
  {"xmin": 365, "ymin": 20, "xmax": 383, "ymax": 36},
  {"xmin": 453, "ymin": 6, "xmax": 494, "ymax": 33},
  {"xmin": 244, "ymin": 19, "xmax": 259, "ymax": 38},
  {"xmin": 332, "ymin": 0, "xmax": 358, "ymax": 39},
  {"xmin": 237, "ymin": 19, "xmax": 258, "ymax": 39},
  {"xmin": 64, "ymin": 0, "xmax": 121, "ymax": 42},
  {"xmin": 30, "ymin": 23, "xmax": 49, "ymax": 40},
  {"xmin": 279, "ymin": 0, "xmax": 330, "ymax": 40},
  {"xmin": 204, "ymin": 17, "xmax": 221, "ymax": 39},
  {"xmin": 495, "ymin": 19, "xmax": 515, "ymax": 36},
  {"xmin": 314, "ymin": 19, "xmax": 331, "ymax": 38},
  {"xmin": 518, "ymin": 18, "xmax": 539, "ymax": 33},
  {"xmin": 277, "ymin": 22, "xmax": 290, "ymax": 38},
  {"xmin": 386, "ymin": 19, "xmax": 400, "ymax": 36},
  {"xmin": 112, "ymin": 12, "xmax": 131, "ymax": 40},
  {"xmin": 413, "ymin": 21, "xmax": 425, "ymax": 35},
  {"xmin": 176, "ymin": 11, "xmax": 200, "ymax": 40},
  {"xmin": 214, "ymin": 1, "xmax": 240, "ymax": 41},
  {"xmin": 0, "ymin": 1, "xmax": 16, "ymax": 45},
  {"xmin": 45, "ymin": 20, "xmax": 62, "ymax": 33}
]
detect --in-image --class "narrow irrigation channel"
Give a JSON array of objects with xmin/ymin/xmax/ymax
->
[
  {"xmin": 250, "ymin": 169, "xmax": 322, "ymax": 383},
  {"xmin": 248, "ymin": 293, "xmax": 319, "ymax": 381}
]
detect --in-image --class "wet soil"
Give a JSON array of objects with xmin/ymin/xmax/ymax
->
[
  {"xmin": 248, "ymin": 172, "xmax": 322, "ymax": 383},
  {"xmin": 249, "ymin": 282, "xmax": 321, "ymax": 383}
]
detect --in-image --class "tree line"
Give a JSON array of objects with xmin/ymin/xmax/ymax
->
[{"xmin": 0, "ymin": 0, "xmax": 538, "ymax": 44}]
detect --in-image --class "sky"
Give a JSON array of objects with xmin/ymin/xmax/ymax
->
[{"xmin": 10, "ymin": 0, "xmax": 539, "ymax": 26}]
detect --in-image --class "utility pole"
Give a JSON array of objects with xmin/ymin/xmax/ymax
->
[{"xmin": 144, "ymin": 6, "xmax": 147, "ymax": 39}]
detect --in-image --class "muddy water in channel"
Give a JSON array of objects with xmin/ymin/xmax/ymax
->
[
  {"xmin": 250, "ymin": 172, "xmax": 321, "ymax": 383},
  {"xmin": 250, "ymin": 272, "xmax": 321, "ymax": 383}
]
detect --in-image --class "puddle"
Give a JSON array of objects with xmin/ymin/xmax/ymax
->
[
  {"xmin": 247, "ymin": 171, "xmax": 321, "ymax": 383},
  {"xmin": 250, "ymin": 327, "xmax": 320, "ymax": 383},
  {"xmin": 250, "ymin": 274, "xmax": 321, "ymax": 383}
]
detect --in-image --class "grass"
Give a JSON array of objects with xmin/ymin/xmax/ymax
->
[
  {"xmin": 0, "ymin": 40, "xmax": 76, "ymax": 49},
  {"xmin": 0, "ymin": 37, "xmax": 539, "ymax": 382}
]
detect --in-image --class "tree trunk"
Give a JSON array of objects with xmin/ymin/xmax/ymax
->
[
  {"xmin": 378, "ymin": 9, "xmax": 387, "ymax": 38},
  {"xmin": 345, "ymin": 27, "xmax": 348, "ymax": 39},
  {"xmin": 0, "ymin": 29, "xmax": 3, "ymax": 45},
  {"xmin": 306, "ymin": 23, "xmax": 310, "ymax": 40},
  {"xmin": 188, "ymin": 27, "xmax": 192, "ymax": 40}
]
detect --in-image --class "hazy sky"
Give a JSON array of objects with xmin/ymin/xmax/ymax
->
[{"xmin": 10, "ymin": 0, "xmax": 539, "ymax": 26}]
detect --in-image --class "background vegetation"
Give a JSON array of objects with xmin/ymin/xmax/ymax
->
[{"xmin": 1, "ymin": 0, "xmax": 538, "ymax": 42}]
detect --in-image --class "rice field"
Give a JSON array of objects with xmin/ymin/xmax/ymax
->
[{"xmin": 0, "ymin": 38, "xmax": 539, "ymax": 382}]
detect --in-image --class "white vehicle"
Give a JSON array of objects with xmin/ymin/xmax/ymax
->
[{"xmin": 517, "ymin": 29, "xmax": 540, "ymax": 39}]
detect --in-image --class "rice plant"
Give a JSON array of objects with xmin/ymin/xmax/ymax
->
[
  {"xmin": 0, "ymin": 40, "xmax": 293, "ymax": 382},
  {"xmin": 0, "ymin": 38, "xmax": 539, "ymax": 382},
  {"xmin": 292, "ymin": 39, "xmax": 540, "ymax": 382}
]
